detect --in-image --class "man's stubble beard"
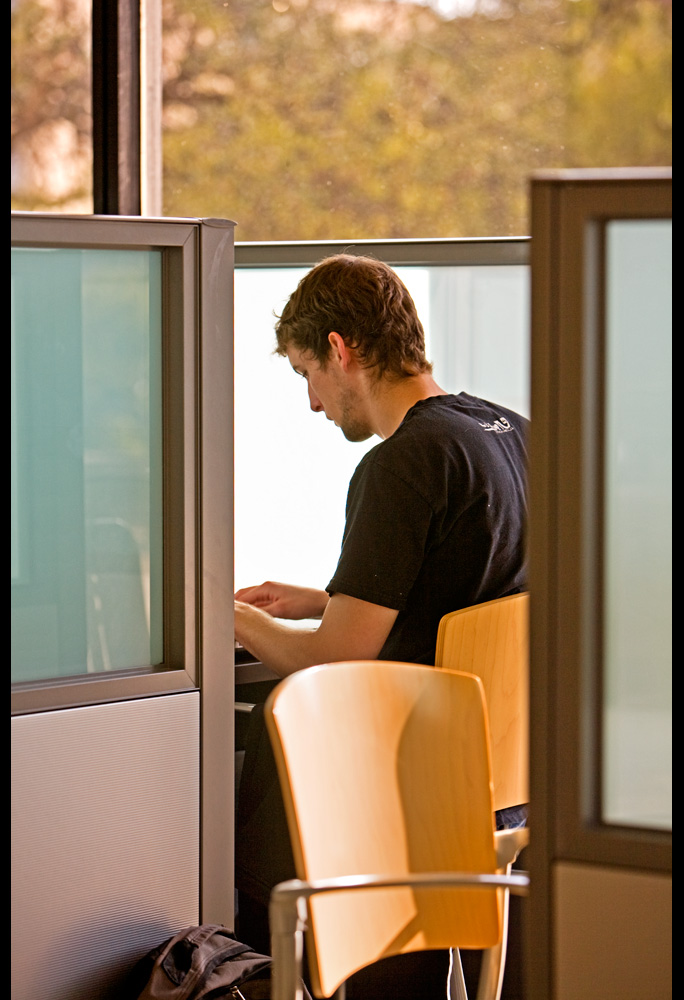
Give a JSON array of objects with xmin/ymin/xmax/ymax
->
[{"xmin": 337, "ymin": 386, "xmax": 373, "ymax": 443}]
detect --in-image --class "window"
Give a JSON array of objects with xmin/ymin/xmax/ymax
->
[
  {"xmin": 11, "ymin": 0, "xmax": 93, "ymax": 213},
  {"xmin": 11, "ymin": 1, "xmax": 672, "ymax": 236},
  {"xmin": 160, "ymin": 0, "xmax": 672, "ymax": 238},
  {"xmin": 234, "ymin": 238, "xmax": 529, "ymax": 597}
]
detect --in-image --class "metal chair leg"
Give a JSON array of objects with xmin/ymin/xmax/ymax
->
[
  {"xmin": 448, "ymin": 947, "xmax": 469, "ymax": 1000},
  {"xmin": 476, "ymin": 885, "xmax": 511, "ymax": 1000},
  {"xmin": 270, "ymin": 891, "xmax": 307, "ymax": 1000}
]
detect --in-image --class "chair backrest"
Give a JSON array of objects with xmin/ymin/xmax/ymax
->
[
  {"xmin": 435, "ymin": 592, "xmax": 529, "ymax": 812},
  {"xmin": 265, "ymin": 661, "xmax": 503, "ymax": 998}
]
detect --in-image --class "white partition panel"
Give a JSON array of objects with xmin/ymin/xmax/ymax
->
[{"xmin": 11, "ymin": 693, "xmax": 200, "ymax": 1000}]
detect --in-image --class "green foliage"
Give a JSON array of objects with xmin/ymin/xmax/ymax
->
[
  {"xmin": 563, "ymin": 0, "xmax": 672, "ymax": 166},
  {"xmin": 11, "ymin": 0, "xmax": 671, "ymax": 236},
  {"xmin": 159, "ymin": 0, "xmax": 671, "ymax": 238},
  {"xmin": 11, "ymin": 0, "xmax": 92, "ymax": 211}
]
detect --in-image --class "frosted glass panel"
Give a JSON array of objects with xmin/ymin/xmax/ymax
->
[
  {"xmin": 11, "ymin": 248, "xmax": 163, "ymax": 681},
  {"xmin": 234, "ymin": 264, "xmax": 528, "ymax": 599},
  {"xmin": 602, "ymin": 220, "xmax": 672, "ymax": 829}
]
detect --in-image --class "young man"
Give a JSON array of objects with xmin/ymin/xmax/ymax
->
[
  {"xmin": 234, "ymin": 254, "xmax": 529, "ymax": 996},
  {"xmin": 234, "ymin": 253, "xmax": 528, "ymax": 674}
]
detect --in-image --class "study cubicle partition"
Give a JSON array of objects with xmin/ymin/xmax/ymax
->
[
  {"xmin": 11, "ymin": 214, "xmax": 235, "ymax": 1000},
  {"xmin": 12, "ymin": 223, "xmax": 536, "ymax": 998},
  {"xmin": 527, "ymin": 169, "xmax": 672, "ymax": 1000}
]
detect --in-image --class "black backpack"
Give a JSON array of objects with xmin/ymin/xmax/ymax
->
[{"xmin": 133, "ymin": 923, "xmax": 312, "ymax": 1000}]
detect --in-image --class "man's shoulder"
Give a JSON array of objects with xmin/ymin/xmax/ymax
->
[
  {"xmin": 351, "ymin": 393, "xmax": 528, "ymax": 485},
  {"xmin": 386, "ymin": 393, "xmax": 528, "ymax": 449},
  {"xmin": 349, "ymin": 396, "xmax": 464, "ymax": 487},
  {"xmin": 408, "ymin": 392, "xmax": 528, "ymax": 429}
]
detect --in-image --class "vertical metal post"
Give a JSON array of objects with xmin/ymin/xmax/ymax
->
[
  {"xmin": 141, "ymin": 0, "xmax": 163, "ymax": 216},
  {"xmin": 92, "ymin": 0, "xmax": 141, "ymax": 215}
]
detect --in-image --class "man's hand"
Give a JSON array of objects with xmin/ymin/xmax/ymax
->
[{"xmin": 234, "ymin": 581, "xmax": 330, "ymax": 620}]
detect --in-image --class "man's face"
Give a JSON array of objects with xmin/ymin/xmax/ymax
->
[{"xmin": 286, "ymin": 343, "xmax": 373, "ymax": 442}]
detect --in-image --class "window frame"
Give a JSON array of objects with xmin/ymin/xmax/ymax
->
[{"xmin": 234, "ymin": 237, "xmax": 529, "ymax": 269}]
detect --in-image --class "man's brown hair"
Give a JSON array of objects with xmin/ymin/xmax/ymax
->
[{"xmin": 274, "ymin": 254, "xmax": 432, "ymax": 379}]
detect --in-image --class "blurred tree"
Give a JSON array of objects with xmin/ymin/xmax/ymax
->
[
  {"xmin": 159, "ymin": 0, "xmax": 671, "ymax": 237},
  {"xmin": 563, "ymin": 0, "xmax": 672, "ymax": 167},
  {"xmin": 11, "ymin": 0, "xmax": 671, "ymax": 236},
  {"xmin": 11, "ymin": 0, "xmax": 92, "ymax": 212}
]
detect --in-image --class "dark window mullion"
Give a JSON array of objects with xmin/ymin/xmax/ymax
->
[{"xmin": 92, "ymin": 0, "xmax": 141, "ymax": 216}]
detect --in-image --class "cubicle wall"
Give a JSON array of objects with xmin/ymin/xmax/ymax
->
[
  {"xmin": 12, "ymin": 226, "xmax": 532, "ymax": 996},
  {"xmin": 11, "ymin": 214, "xmax": 235, "ymax": 999},
  {"xmin": 12, "ymin": 188, "xmax": 671, "ymax": 999},
  {"xmin": 11, "ymin": 222, "xmax": 536, "ymax": 999},
  {"xmin": 528, "ymin": 169, "xmax": 672, "ymax": 999}
]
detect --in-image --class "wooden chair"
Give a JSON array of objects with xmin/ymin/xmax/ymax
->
[
  {"xmin": 435, "ymin": 593, "xmax": 529, "ymax": 813},
  {"xmin": 264, "ymin": 660, "xmax": 529, "ymax": 1000},
  {"xmin": 435, "ymin": 593, "xmax": 530, "ymax": 997}
]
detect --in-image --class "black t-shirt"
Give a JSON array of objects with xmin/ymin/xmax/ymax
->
[{"xmin": 326, "ymin": 393, "xmax": 529, "ymax": 665}]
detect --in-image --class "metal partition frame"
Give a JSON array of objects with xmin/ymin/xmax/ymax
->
[
  {"xmin": 11, "ymin": 212, "xmax": 234, "ymax": 712},
  {"xmin": 11, "ymin": 212, "xmax": 236, "ymax": 921},
  {"xmin": 527, "ymin": 167, "xmax": 672, "ymax": 997}
]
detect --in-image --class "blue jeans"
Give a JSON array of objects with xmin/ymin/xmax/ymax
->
[{"xmin": 495, "ymin": 803, "xmax": 528, "ymax": 831}]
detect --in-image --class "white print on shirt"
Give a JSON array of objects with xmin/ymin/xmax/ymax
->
[{"xmin": 478, "ymin": 416, "xmax": 514, "ymax": 434}]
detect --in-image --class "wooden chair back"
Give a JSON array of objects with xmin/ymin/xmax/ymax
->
[
  {"xmin": 435, "ymin": 593, "xmax": 529, "ymax": 812},
  {"xmin": 265, "ymin": 660, "xmax": 503, "ymax": 998}
]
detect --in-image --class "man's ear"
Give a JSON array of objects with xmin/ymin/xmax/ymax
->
[{"xmin": 327, "ymin": 331, "xmax": 354, "ymax": 371}]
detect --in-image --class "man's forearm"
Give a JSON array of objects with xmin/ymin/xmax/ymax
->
[
  {"xmin": 234, "ymin": 592, "xmax": 399, "ymax": 679},
  {"xmin": 234, "ymin": 601, "xmax": 325, "ymax": 678}
]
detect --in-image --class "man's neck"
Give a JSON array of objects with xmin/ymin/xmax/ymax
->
[{"xmin": 371, "ymin": 373, "xmax": 448, "ymax": 440}]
